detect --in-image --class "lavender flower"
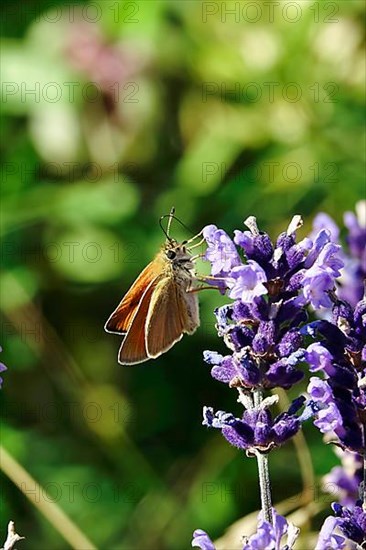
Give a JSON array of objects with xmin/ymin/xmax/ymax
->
[
  {"xmin": 310, "ymin": 202, "xmax": 366, "ymax": 306},
  {"xmin": 191, "ymin": 529, "xmax": 215, "ymax": 550},
  {"xmin": 323, "ymin": 449, "xmax": 363, "ymax": 507},
  {"xmin": 315, "ymin": 516, "xmax": 346, "ymax": 550},
  {"xmin": 304, "ymin": 296, "xmax": 366, "ymax": 454},
  {"xmin": 228, "ymin": 262, "xmax": 268, "ymax": 303},
  {"xmin": 203, "ymin": 224, "xmax": 241, "ymax": 276},
  {"xmin": 202, "ymin": 215, "xmax": 344, "ymax": 396},
  {"xmin": 191, "ymin": 509, "xmax": 299, "ymax": 550},
  {"xmin": 332, "ymin": 502, "xmax": 366, "ymax": 546},
  {"xmin": 305, "ymin": 343, "xmax": 333, "ymax": 373},
  {"xmin": 200, "ymin": 215, "xmax": 347, "ymax": 479},
  {"xmin": 202, "ymin": 397, "xmax": 308, "ymax": 453},
  {"xmin": 242, "ymin": 509, "xmax": 299, "ymax": 550},
  {"xmin": 302, "ymin": 269, "xmax": 336, "ymax": 309},
  {"xmin": 310, "ymin": 213, "xmax": 340, "ymax": 243},
  {"xmin": 197, "ymin": 212, "xmax": 363, "ymax": 550},
  {"xmin": 302, "ymin": 231, "xmax": 343, "ymax": 309}
]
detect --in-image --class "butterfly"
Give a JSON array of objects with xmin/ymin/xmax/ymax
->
[{"xmin": 105, "ymin": 210, "xmax": 204, "ymax": 365}]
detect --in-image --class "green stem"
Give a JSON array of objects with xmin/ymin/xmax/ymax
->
[
  {"xmin": 256, "ymin": 451, "xmax": 273, "ymax": 524},
  {"xmin": 253, "ymin": 389, "xmax": 273, "ymax": 524}
]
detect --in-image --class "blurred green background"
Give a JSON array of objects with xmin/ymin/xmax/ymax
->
[{"xmin": 1, "ymin": 0, "xmax": 365, "ymax": 548}]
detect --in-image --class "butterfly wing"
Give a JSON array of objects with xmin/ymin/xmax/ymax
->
[
  {"xmin": 117, "ymin": 274, "xmax": 163, "ymax": 365},
  {"xmin": 104, "ymin": 256, "xmax": 164, "ymax": 335},
  {"xmin": 145, "ymin": 276, "xmax": 199, "ymax": 359}
]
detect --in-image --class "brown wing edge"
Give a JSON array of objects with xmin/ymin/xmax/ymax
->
[
  {"xmin": 104, "ymin": 258, "xmax": 163, "ymax": 335},
  {"xmin": 117, "ymin": 276, "xmax": 161, "ymax": 366}
]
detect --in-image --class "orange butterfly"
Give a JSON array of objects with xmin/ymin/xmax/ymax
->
[{"xmin": 105, "ymin": 210, "xmax": 203, "ymax": 365}]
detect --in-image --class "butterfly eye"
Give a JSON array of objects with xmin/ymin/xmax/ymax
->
[{"xmin": 166, "ymin": 249, "xmax": 176, "ymax": 260}]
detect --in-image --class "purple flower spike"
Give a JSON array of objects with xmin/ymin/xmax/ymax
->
[
  {"xmin": 228, "ymin": 261, "xmax": 268, "ymax": 303},
  {"xmin": 304, "ymin": 294, "xmax": 366, "ymax": 454},
  {"xmin": 201, "ymin": 216, "xmax": 329, "ymax": 394},
  {"xmin": 201, "ymin": 214, "xmax": 363, "ymax": 460},
  {"xmin": 202, "ymin": 399, "xmax": 306, "ymax": 452}
]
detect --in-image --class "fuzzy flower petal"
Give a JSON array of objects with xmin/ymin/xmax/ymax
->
[
  {"xmin": 304, "ymin": 229, "xmax": 331, "ymax": 268},
  {"xmin": 191, "ymin": 529, "xmax": 216, "ymax": 550},
  {"xmin": 302, "ymin": 268, "xmax": 335, "ymax": 308},
  {"xmin": 305, "ymin": 343, "xmax": 333, "ymax": 373},
  {"xmin": 228, "ymin": 261, "xmax": 268, "ymax": 303},
  {"xmin": 311, "ymin": 213, "xmax": 340, "ymax": 243},
  {"xmin": 332, "ymin": 503, "xmax": 366, "ymax": 545},
  {"xmin": 315, "ymin": 517, "xmax": 346, "ymax": 550},
  {"xmin": 243, "ymin": 509, "xmax": 299, "ymax": 550},
  {"xmin": 203, "ymin": 225, "xmax": 241, "ymax": 276}
]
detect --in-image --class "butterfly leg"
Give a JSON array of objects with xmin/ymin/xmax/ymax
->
[
  {"xmin": 195, "ymin": 274, "xmax": 228, "ymax": 282},
  {"xmin": 185, "ymin": 231, "xmax": 203, "ymax": 246},
  {"xmin": 187, "ymin": 285, "xmax": 220, "ymax": 293}
]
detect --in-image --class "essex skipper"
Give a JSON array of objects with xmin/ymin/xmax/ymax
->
[{"xmin": 105, "ymin": 209, "xmax": 204, "ymax": 365}]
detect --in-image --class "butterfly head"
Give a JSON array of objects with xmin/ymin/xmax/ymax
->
[{"xmin": 164, "ymin": 240, "xmax": 194, "ymax": 270}]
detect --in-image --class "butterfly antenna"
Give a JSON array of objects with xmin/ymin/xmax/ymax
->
[
  {"xmin": 159, "ymin": 207, "xmax": 175, "ymax": 241},
  {"xmin": 159, "ymin": 208, "xmax": 199, "ymax": 243},
  {"xmin": 166, "ymin": 206, "xmax": 175, "ymax": 238}
]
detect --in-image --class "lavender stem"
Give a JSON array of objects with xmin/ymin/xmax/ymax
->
[
  {"xmin": 253, "ymin": 389, "xmax": 273, "ymax": 524},
  {"xmin": 256, "ymin": 451, "xmax": 273, "ymax": 524}
]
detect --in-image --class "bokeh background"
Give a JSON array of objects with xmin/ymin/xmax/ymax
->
[{"xmin": 1, "ymin": 0, "xmax": 365, "ymax": 548}]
